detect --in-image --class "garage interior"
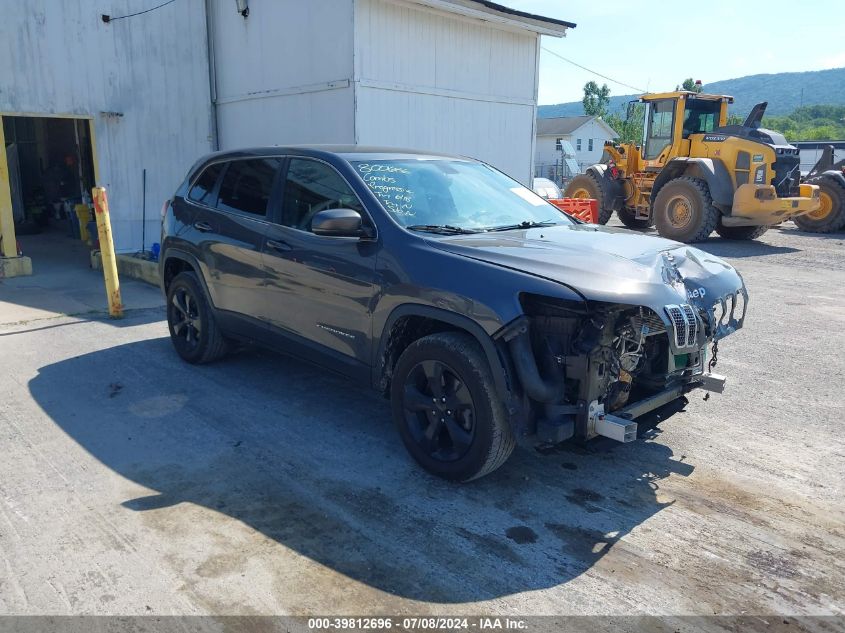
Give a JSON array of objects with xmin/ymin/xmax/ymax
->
[{"xmin": 2, "ymin": 115, "xmax": 97, "ymax": 270}]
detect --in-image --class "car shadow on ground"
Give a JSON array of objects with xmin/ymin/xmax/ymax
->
[{"xmin": 29, "ymin": 337, "xmax": 694, "ymax": 604}]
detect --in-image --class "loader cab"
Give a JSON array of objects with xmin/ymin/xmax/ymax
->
[{"xmin": 640, "ymin": 91, "xmax": 732, "ymax": 165}]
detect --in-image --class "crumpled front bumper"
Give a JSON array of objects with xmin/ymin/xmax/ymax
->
[{"xmin": 655, "ymin": 248, "xmax": 749, "ymax": 354}]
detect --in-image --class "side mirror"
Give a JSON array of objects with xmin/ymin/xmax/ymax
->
[{"xmin": 311, "ymin": 208, "xmax": 365, "ymax": 237}]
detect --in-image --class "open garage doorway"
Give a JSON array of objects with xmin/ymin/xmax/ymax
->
[{"xmin": 2, "ymin": 115, "xmax": 97, "ymax": 270}]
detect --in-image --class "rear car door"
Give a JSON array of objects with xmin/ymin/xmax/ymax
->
[
  {"xmin": 196, "ymin": 157, "xmax": 283, "ymax": 328},
  {"xmin": 260, "ymin": 157, "xmax": 379, "ymax": 372}
]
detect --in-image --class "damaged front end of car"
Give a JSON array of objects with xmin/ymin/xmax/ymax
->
[{"xmin": 495, "ymin": 248, "xmax": 748, "ymax": 446}]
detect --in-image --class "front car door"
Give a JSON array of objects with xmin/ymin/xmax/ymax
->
[{"xmin": 260, "ymin": 157, "xmax": 379, "ymax": 376}]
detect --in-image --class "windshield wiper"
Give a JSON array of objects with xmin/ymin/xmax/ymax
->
[
  {"xmin": 482, "ymin": 220, "xmax": 558, "ymax": 232},
  {"xmin": 407, "ymin": 224, "xmax": 480, "ymax": 235}
]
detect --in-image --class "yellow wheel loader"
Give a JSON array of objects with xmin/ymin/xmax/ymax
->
[{"xmin": 564, "ymin": 91, "xmax": 821, "ymax": 242}]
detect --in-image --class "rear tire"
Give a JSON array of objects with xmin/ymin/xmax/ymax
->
[
  {"xmin": 391, "ymin": 332, "xmax": 515, "ymax": 482},
  {"xmin": 714, "ymin": 222, "xmax": 769, "ymax": 240},
  {"xmin": 564, "ymin": 172, "xmax": 614, "ymax": 224},
  {"xmin": 617, "ymin": 206, "xmax": 654, "ymax": 230},
  {"xmin": 166, "ymin": 272, "xmax": 228, "ymax": 364},
  {"xmin": 653, "ymin": 177, "xmax": 719, "ymax": 243},
  {"xmin": 793, "ymin": 177, "xmax": 845, "ymax": 233}
]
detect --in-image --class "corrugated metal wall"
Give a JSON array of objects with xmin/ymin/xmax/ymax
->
[
  {"xmin": 354, "ymin": 0, "xmax": 539, "ymax": 184},
  {"xmin": 0, "ymin": 0, "xmax": 214, "ymax": 252},
  {"xmin": 210, "ymin": 0, "xmax": 541, "ymax": 183},
  {"xmin": 211, "ymin": 0, "xmax": 357, "ymax": 148},
  {"xmin": 1, "ymin": 0, "xmax": 548, "ymax": 253}
]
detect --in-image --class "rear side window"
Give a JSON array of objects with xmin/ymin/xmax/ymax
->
[
  {"xmin": 216, "ymin": 158, "xmax": 282, "ymax": 217},
  {"xmin": 281, "ymin": 158, "xmax": 363, "ymax": 231},
  {"xmin": 187, "ymin": 163, "xmax": 224, "ymax": 205}
]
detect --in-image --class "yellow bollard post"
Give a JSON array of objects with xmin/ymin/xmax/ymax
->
[
  {"xmin": 92, "ymin": 187, "xmax": 123, "ymax": 318},
  {"xmin": 0, "ymin": 121, "xmax": 19, "ymax": 258}
]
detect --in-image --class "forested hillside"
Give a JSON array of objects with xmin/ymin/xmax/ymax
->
[
  {"xmin": 539, "ymin": 68, "xmax": 845, "ymax": 141},
  {"xmin": 539, "ymin": 67, "xmax": 845, "ymax": 120}
]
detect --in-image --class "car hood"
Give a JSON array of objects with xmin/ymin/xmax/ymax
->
[{"xmin": 431, "ymin": 223, "xmax": 746, "ymax": 340}]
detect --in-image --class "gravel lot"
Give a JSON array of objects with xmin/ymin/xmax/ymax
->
[{"xmin": 0, "ymin": 223, "xmax": 843, "ymax": 625}]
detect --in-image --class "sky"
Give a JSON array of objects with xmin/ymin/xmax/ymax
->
[{"xmin": 504, "ymin": 0, "xmax": 845, "ymax": 105}]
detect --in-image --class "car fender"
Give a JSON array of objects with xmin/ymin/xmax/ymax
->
[{"xmin": 373, "ymin": 303, "xmax": 511, "ymax": 398}]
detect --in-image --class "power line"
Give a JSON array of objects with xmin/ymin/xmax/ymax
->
[
  {"xmin": 102, "ymin": 0, "xmax": 180, "ymax": 23},
  {"xmin": 540, "ymin": 46, "xmax": 646, "ymax": 94}
]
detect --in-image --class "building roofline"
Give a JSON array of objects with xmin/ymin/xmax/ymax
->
[
  {"xmin": 791, "ymin": 140, "xmax": 845, "ymax": 149},
  {"xmin": 536, "ymin": 115, "xmax": 618, "ymax": 138},
  {"xmin": 408, "ymin": 0, "xmax": 575, "ymax": 37},
  {"xmin": 469, "ymin": 1, "xmax": 576, "ymax": 29}
]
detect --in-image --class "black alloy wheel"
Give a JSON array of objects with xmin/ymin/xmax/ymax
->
[
  {"xmin": 402, "ymin": 359, "xmax": 476, "ymax": 462},
  {"xmin": 391, "ymin": 332, "xmax": 515, "ymax": 481},
  {"xmin": 170, "ymin": 286, "xmax": 202, "ymax": 350},
  {"xmin": 166, "ymin": 271, "xmax": 228, "ymax": 364}
]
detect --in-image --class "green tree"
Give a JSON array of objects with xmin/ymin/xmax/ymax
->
[
  {"xmin": 606, "ymin": 103, "xmax": 645, "ymax": 145},
  {"xmin": 681, "ymin": 78, "xmax": 703, "ymax": 93},
  {"xmin": 582, "ymin": 81, "xmax": 611, "ymax": 117},
  {"xmin": 731, "ymin": 103, "xmax": 845, "ymax": 141}
]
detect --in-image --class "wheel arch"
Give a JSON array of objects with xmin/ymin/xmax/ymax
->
[
  {"xmin": 653, "ymin": 158, "xmax": 734, "ymax": 211},
  {"xmin": 160, "ymin": 249, "xmax": 211, "ymax": 301},
  {"xmin": 374, "ymin": 304, "xmax": 512, "ymax": 402}
]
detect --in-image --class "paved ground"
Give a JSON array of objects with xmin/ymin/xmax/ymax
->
[
  {"xmin": 0, "ymin": 226, "xmax": 162, "ymax": 325},
  {"xmin": 0, "ymin": 223, "xmax": 843, "ymax": 622}
]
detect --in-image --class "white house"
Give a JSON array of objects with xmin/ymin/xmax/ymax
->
[
  {"xmin": 534, "ymin": 115, "xmax": 618, "ymax": 183},
  {"xmin": 0, "ymin": 0, "xmax": 574, "ymax": 277}
]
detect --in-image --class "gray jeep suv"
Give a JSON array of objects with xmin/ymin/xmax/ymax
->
[{"xmin": 160, "ymin": 146, "xmax": 747, "ymax": 481}]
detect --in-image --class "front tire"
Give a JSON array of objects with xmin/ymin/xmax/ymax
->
[
  {"xmin": 564, "ymin": 172, "xmax": 614, "ymax": 224},
  {"xmin": 166, "ymin": 272, "xmax": 228, "ymax": 364},
  {"xmin": 793, "ymin": 177, "xmax": 845, "ymax": 233},
  {"xmin": 653, "ymin": 176, "xmax": 719, "ymax": 243},
  {"xmin": 391, "ymin": 332, "xmax": 515, "ymax": 482}
]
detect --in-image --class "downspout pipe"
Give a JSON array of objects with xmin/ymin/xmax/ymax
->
[
  {"xmin": 204, "ymin": 0, "xmax": 220, "ymax": 151},
  {"xmin": 500, "ymin": 317, "xmax": 568, "ymax": 404}
]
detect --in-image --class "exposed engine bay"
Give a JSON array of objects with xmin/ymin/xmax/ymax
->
[{"xmin": 496, "ymin": 252, "xmax": 748, "ymax": 446}]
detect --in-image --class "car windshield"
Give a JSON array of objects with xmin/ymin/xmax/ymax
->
[{"xmin": 350, "ymin": 159, "xmax": 571, "ymax": 232}]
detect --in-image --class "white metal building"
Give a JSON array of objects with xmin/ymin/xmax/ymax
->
[
  {"xmin": 534, "ymin": 115, "xmax": 618, "ymax": 182},
  {"xmin": 210, "ymin": 0, "xmax": 573, "ymax": 185},
  {"xmin": 0, "ymin": 0, "xmax": 214, "ymax": 270},
  {"xmin": 0, "ymin": 0, "xmax": 573, "ymax": 276}
]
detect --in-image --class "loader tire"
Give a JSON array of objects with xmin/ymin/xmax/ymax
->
[
  {"xmin": 617, "ymin": 206, "xmax": 654, "ymax": 230},
  {"xmin": 564, "ymin": 173, "xmax": 614, "ymax": 224},
  {"xmin": 793, "ymin": 177, "xmax": 845, "ymax": 233},
  {"xmin": 714, "ymin": 223, "xmax": 769, "ymax": 240},
  {"xmin": 652, "ymin": 177, "xmax": 719, "ymax": 243}
]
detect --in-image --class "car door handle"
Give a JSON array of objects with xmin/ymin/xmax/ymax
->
[
  {"xmin": 266, "ymin": 239, "xmax": 292, "ymax": 252},
  {"xmin": 193, "ymin": 221, "xmax": 213, "ymax": 232}
]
